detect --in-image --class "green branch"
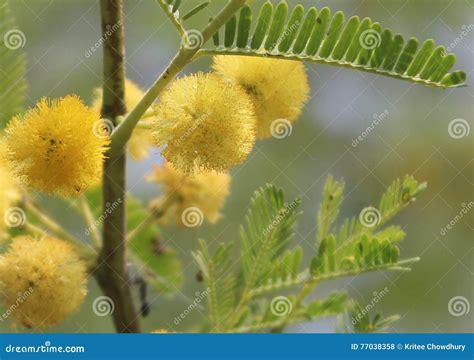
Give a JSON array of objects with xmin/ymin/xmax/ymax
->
[{"xmin": 111, "ymin": 0, "xmax": 247, "ymax": 155}]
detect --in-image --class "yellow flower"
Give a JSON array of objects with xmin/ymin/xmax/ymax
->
[
  {"xmin": 0, "ymin": 235, "xmax": 87, "ymax": 329},
  {"xmin": 153, "ymin": 73, "xmax": 256, "ymax": 174},
  {"xmin": 4, "ymin": 95, "xmax": 109, "ymax": 196},
  {"xmin": 212, "ymin": 56, "xmax": 310, "ymax": 139},
  {"xmin": 151, "ymin": 329, "xmax": 175, "ymax": 333},
  {"xmin": 92, "ymin": 79, "xmax": 153, "ymax": 161},
  {"xmin": 0, "ymin": 142, "xmax": 22, "ymax": 241},
  {"xmin": 147, "ymin": 162, "xmax": 230, "ymax": 225}
]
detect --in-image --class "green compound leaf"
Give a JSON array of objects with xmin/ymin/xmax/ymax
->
[
  {"xmin": 193, "ymin": 239, "xmax": 237, "ymax": 332},
  {"xmin": 240, "ymin": 184, "xmax": 301, "ymax": 290},
  {"xmin": 0, "ymin": 0, "xmax": 27, "ymax": 129},
  {"xmin": 198, "ymin": 0, "xmax": 466, "ymax": 88}
]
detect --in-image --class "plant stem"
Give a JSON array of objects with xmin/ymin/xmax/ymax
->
[
  {"xmin": 111, "ymin": 0, "xmax": 247, "ymax": 154},
  {"xmin": 96, "ymin": 0, "xmax": 246, "ymax": 333},
  {"xmin": 96, "ymin": 0, "xmax": 140, "ymax": 333}
]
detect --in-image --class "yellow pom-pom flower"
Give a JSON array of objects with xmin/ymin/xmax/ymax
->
[
  {"xmin": 4, "ymin": 95, "xmax": 109, "ymax": 196},
  {"xmin": 0, "ymin": 142, "xmax": 22, "ymax": 241},
  {"xmin": 212, "ymin": 56, "xmax": 310, "ymax": 139},
  {"xmin": 151, "ymin": 329, "xmax": 175, "ymax": 333},
  {"xmin": 92, "ymin": 79, "xmax": 153, "ymax": 161},
  {"xmin": 0, "ymin": 236, "xmax": 87, "ymax": 328},
  {"xmin": 147, "ymin": 162, "xmax": 230, "ymax": 226},
  {"xmin": 153, "ymin": 73, "xmax": 256, "ymax": 174}
]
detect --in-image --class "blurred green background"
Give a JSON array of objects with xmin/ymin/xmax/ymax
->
[{"xmin": 1, "ymin": 0, "xmax": 472, "ymax": 333}]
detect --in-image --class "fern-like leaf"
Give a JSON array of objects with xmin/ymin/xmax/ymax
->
[
  {"xmin": 193, "ymin": 239, "xmax": 237, "ymax": 332},
  {"xmin": 0, "ymin": 0, "xmax": 27, "ymax": 128},
  {"xmin": 232, "ymin": 292, "xmax": 347, "ymax": 332},
  {"xmin": 338, "ymin": 300, "xmax": 400, "ymax": 333},
  {"xmin": 198, "ymin": 1, "xmax": 466, "ymax": 88},
  {"xmin": 335, "ymin": 175, "xmax": 426, "ymax": 253},
  {"xmin": 240, "ymin": 184, "xmax": 301, "ymax": 290},
  {"xmin": 317, "ymin": 176, "xmax": 344, "ymax": 243}
]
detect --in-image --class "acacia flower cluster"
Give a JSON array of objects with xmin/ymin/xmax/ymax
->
[
  {"xmin": 151, "ymin": 56, "xmax": 309, "ymax": 175},
  {"xmin": 4, "ymin": 95, "xmax": 110, "ymax": 196},
  {"xmin": 213, "ymin": 56, "xmax": 309, "ymax": 139},
  {"xmin": 0, "ymin": 235, "xmax": 87, "ymax": 328},
  {"xmin": 153, "ymin": 72, "xmax": 256, "ymax": 174},
  {"xmin": 147, "ymin": 162, "xmax": 230, "ymax": 226}
]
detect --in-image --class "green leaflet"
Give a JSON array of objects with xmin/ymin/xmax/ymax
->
[
  {"xmin": 0, "ymin": 0, "xmax": 27, "ymax": 129},
  {"xmin": 197, "ymin": 1, "xmax": 466, "ymax": 88}
]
